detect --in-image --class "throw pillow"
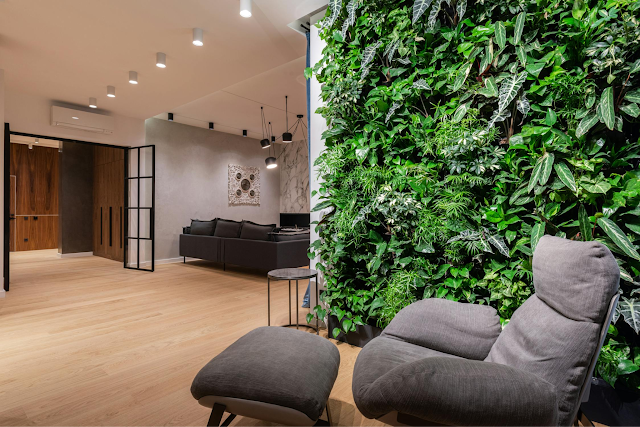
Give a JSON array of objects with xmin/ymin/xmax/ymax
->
[
  {"xmin": 240, "ymin": 220, "xmax": 276, "ymax": 241},
  {"xmin": 214, "ymin": 219, "xmax": 243, "ymax": 238},
  {"xmin": 190, "ymin": 219, "xmax": 216, "ymax": 236}
]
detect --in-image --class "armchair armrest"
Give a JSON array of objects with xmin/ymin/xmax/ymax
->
[
  {"xmin": 382, "ymin": 298, "xmax": 501, "ymax": 360},
  {"xmin": 357, "ymin": 357, "xmax": 558, "ymax": 426}
]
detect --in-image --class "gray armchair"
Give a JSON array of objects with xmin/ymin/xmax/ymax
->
[{"xmin": 352, "ymin": 236, "xmax": 620, "ymax": 426}]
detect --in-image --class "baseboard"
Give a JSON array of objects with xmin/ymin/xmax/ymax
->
[
  {"xmin": 138, "ymin": 257, "xmax": 198, "ymax": 267},
  {"xmin": 57, "ymin": 251, "xmax": 94, "ymax": 259},
  {"xmin": 0, "ymin": 289, "xmax": 5, "ymax": 298}
]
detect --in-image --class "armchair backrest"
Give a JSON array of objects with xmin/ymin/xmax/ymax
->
[{"xmin": 485, "ymin": 236, "xmax": 620, "ymax": 426}]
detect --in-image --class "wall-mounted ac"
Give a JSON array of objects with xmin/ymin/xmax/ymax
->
[{"xmin": 51, "ymin": 106, "xmax": 115, "ymax": 134}]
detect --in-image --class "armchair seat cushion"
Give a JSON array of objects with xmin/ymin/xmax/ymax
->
[{"xmin": 355, "ymin": 356, "xmax": 558, "ymax": 426}]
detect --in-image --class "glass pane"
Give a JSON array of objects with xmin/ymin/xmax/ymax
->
[
  {"xmin": 139, "ymin": 146, "xmax": 153, "ymax": 177},
  {"xmin": 127, "ymin": 238, "xmax": 139, "ymax": 268},
  {"xmin": 139, "ymin": 209, "xmax": 151, "ymax": 240},
  {"xmin": 140, "ymin": 240, "xmax": 153, "ymax": 270},
  {"xmin": 128, "ymin": 179, "xmax": 139, "ymax": 208},
  {"xmin": 140, "ymin": 178, "xmax": 153, "ymax": 208},
  {"xmin": 128, "ymin": 209, "xmax": 139, "ymax": 238},
  {"xmin": 128, "ymin": 148, "xmax": 139, "ymax": 178}
]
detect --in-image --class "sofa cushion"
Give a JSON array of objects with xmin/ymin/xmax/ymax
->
[
  {"xmin": 269, "ymin": 229, "xmax": 310, "ymax": 242},
  {"xmin": 240, "ymin": 220, "xmax": 276, "ymax": 241},
  {"xmin": 214, "ymin": 219, "xmax": 242, "ymax": 238},
  {"xmin": 190, "ymin": 219, "xmax": 216, "ymax": 236}
]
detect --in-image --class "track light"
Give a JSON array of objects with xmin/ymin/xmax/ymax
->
[
  {"xmin": 260, "ymin": 139, "xmax": 270, "ymax": 148},
  {"xmin": 282, "ymin": 96, "xmax": 292, "ymax": 142},
  {"xmin": 209, "ymin": 122, "xmax": 214, "ymax": 130},
  {"xmin": 156, "ymin": 52, "xmax": 167, "ymax": 68},
  {"xmin": 168, "ymin": 113, "xmax": 174, "ymax": 121},
  {"xmin": 265, "ymin": 157, "xmax": 277, "ymax": 169},
  {"xmin": 193, "ymin": 28, "xmax": 204, "ymax": 46},
  {"xmin": 243, "ymin": 130, "xmax": 247, "ymax": 137},
  {"xmin": 107, "ymin": 85, "xmax": 116, "ymax": 98},
  {"xmin": 129, "ymin": 71, "xmax": 138, "ymax": 84},
  {"xmin": 89, "ymin": 97, "xmax": 97, "ymax": 108},
  {"xmin": 240, "ymin": 0, "xmax": 252, "ymax": 17}
]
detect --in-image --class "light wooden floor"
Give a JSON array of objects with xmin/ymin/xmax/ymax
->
[{"xmin": 0, "ymin": 250, "xmax": 386, "ymax": 426}]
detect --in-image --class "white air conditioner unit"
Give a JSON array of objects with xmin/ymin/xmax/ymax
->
[{"xmin": 51, "ymin": 106, "xmax": 115, "ymax": 134}]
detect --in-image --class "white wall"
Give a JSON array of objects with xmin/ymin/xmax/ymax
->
[
  {"xmin": 0, "ymin": 69, "xmax": 5, "ymax": 298},
  {"xmin": 144, "ymin": 118, "xmax": 282, "ymax": 263},
  {"xmin": 5, "ymin": 89, "xmax": 145, "ymax": 147}
]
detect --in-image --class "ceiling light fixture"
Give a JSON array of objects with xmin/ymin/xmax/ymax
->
[
  {"xmin": 168, "ymin": 113, "xmax": 174, "ymax": 121},
  {"xmin": 243, "ymin": 130, "xmax": 247, "ymax": 137},
  {"xmin": 129, "ymin": 71, "xmax": 139, "ymax": 84},
  {"xmin": 209, "ymin": 122, "xmax": 214, "ymax": 130},
  {"xmin": 265, "ymin": 119, "xmax": 277, "ymax": 168},
  {"xmin": 282, "ymin": 96, "xmax": 292, "ymax": 143},
  {"xmin": 89, "ymin": 97, "xmax": 97, "ymax": 108},
  {"xmin": 59, "ymin": 142, "xmax": 63, "ymax": 153},
  {"xmin": 107, "ymin": 85, "xmax": 116, "ymax": 98},
  {"xmin": 240, "ymin": 0, "xmax": 252, "ymax": 17},
  {"xmin": 35, "ymin": 138, "xmax": 39, "ymax": 144},
  {"xmin": 72, "ymin": 116, "xmax": 79, "ymax": 120},
  {"xmin": 156, "ymin": 52, "xmax": 167, "ymax": 68},
  {"xmin": 265, "ymin": 156, "xmax": 277, "ymax": 169},
  {"xmin": 29, "ymin": 143, "xmax": 33, "ymax": 150},
  {"xmin": 259, "ymin": 107, "xmax": 271, "ymax": 149},
  {"xmin": 193, "ymin": 28, "xmax": 204, "ymax": 46}
]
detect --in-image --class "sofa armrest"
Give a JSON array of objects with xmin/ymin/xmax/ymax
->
[
  {"xmin": 382, "ymin": 298, "xmax": 501, "ymax": 360},
  {"xmin": 356, "ymin": 357, "xmax": 557, "ymax": 425}
]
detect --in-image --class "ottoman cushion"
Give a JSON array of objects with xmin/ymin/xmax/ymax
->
[{"xmin": 191, "ymin": 327, "xmax": 340, "ymax": 423}]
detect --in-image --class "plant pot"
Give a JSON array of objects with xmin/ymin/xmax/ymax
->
[
  {"xmin": 327, "ymin": 315, "xmax": 382, "ymax": 348},
  {"xmin": 580, "ymin": 377, "xmax": 640, "ymax": 426}
]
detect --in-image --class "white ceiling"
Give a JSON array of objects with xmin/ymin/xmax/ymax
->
[{"xmin": 0, "ymin": 0, "xmax": 323, "ymax": 136}]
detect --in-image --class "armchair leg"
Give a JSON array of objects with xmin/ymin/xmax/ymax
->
[
  {"xmin": 574, "ymin": 409, "xmax": 594, "ymax": 427},
  {"xmin": 207, "ymin": 403, "xmax": 226, "ymax": 427},
  {"xmin": 314, "ymin": 403, "xmax": 332, "ymax": 426}
]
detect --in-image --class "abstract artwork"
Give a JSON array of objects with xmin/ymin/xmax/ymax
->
[{"xmin": 228, "ymin": 164, "xmax": 260, "ymax": 205}]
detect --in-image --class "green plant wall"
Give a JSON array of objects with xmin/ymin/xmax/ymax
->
[{"xmin": 309, "ymin": 0, "xmax": 640, "ymax": 389}]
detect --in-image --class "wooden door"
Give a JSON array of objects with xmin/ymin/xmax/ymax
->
[
  {"xmin": 9, "ymin": 176, "xmax": 16, "ymax": 252},
  {"xmin": 93, "ymin": 147, "xmax": 124, "ymax": 262}
]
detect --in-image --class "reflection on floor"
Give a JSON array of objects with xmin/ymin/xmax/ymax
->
[{"xmin": 0, "ymin": 250, "xmax": 385, "ymax": 426}]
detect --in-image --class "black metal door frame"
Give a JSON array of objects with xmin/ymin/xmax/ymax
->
[
  {"xmin": 4, "ymin": 123, "xmax": 10, "ymax": 291},
  {"xmin": 124, "ymin": 145, "xmax": 155, "ymax": 272}
]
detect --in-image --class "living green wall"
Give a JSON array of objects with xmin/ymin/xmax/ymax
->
[{"xmin": 309, "ymin": 0, "xmax": 640, "ymax": 389}]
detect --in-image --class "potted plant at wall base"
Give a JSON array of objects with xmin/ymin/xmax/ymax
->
[{"xmin": 309, "ymin": 0, "xmax": 640, "ymax": 403}]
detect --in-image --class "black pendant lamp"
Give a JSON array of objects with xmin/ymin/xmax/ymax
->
[
  {"xmin": 265, "ymin": 120, "xmax": 277, "ymax": 169},
  {"xmin": 260, "ymin": 107, "xmax": 271, "ymax": 149},
  {"xmin": 282, "ymin": 96, "xmax": 292, "ymax": 143}
]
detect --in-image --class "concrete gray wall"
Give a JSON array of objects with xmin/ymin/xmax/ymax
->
[
  {"xmin": 58, "ymin": 142, "xmax": 94, "ymax": 254},
  {"xmin": 144, "ymin": 118, "xmax": 281, "ymax": 262}
]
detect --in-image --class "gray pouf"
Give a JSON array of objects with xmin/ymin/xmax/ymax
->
[{"xmin": 191, "ymin": 326, "xmax": 340, "ymax": 426}]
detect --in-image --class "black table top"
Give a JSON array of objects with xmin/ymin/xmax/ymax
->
[{"xmin": 268, "ymin": 268, "xmax": 318, "ymax": 280}]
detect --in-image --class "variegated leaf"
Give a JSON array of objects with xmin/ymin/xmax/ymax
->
[
  {"xmin": 413, "ymin": 79, "xmax": 431, "ymax": 90},
  {"xmin": 428, "ymin": 0, "xmax": 443, "ymax": 29},
  {"xmin": 447, "ymin": 230, "xmax": 480, "ymax": 243},
  {"xmin": 452, "ymin": 102, "xmax": 470, "ymax": 123},
  {"xmin": 598, "ymin": 217, "xmax": 640, "ymax": 261},
  {"xmin": 620, "ymin": 103, "xmax": 640, "ymax": 118},
  {"xmin": 346, "ymin": 0, "xmax": 358, "ymax": 26},
  {"xmin": 625, "ymin": 90, "xmax": 640, "ymax": 104},
  {"xmin": 531, "ymin": 222, "xmax": 545, "ymax": 253},
  {"xmin": 385, "ymin": 102, "xmax": 402, "ymax": 123},
  {"xmin": 388, "ymin": 39, "xmax": 400, "ymax": 62},
  {"xmin": 322, "ymin": 0, "xmax": 343, "ymax": 29},
  {"xmin": 528, "ymin": 158, "xmax": 543, "ymax": 193},
  {"xmin": 630, "ymin": 59, "xmax": 640, "ymax": 74},
  {"xmin": 360, "ymin": 66, "xmax": 371, "ymax": 81},
  {"xmin": 453, "ymin": 62, "xmax": 472, "ymax": 91},
  {"xmin": 361, "ymin": 41, "xmax": 382, "ymax": 68},
  {"xmin": 553, "ymin": 162, "xmax": 577, "ymax": 193},
  {"xmin": 498, "ymin": 72, "xmax": 527, "ymax": 113},
  {"xmin": 412, "ymin": 0, "xmax": 434, "ymax": 24},
  {"xmin": 485, "ymin": 109, "xmax": 511, "ymax": 131},
  {"xmin": 515, "ymin": 46, "xmax": 526, "ymax": 67},
  {"xmin": 516, "ymin": 94, "xmax": 530, "ymax": 119},
  {"xmin": 397, "ymin": 58, "xmax": 411, "ymax": 65},
  {"xmin": 340, "ymin": 20, "xmax": 349, "ymax": 39},
  {"xmin": 495, "ymin": 21, "xmax": 506, "ymax": 50},
  {"xmin": 578, "ymin": 204, "xmax": 592, "ymax": 241},
  {"xmin": 619, "ymin": 298, "xmax": 640, "ymax": 334},
  {"xmin": 599, "ymin": 86, "xmax": 615, "ymax": 130},
  {"xmin": 488, "ymin": 234, "xmax": 510, "ymax": 257},
  {"xmin": 575, "ymin": 112, "xmax": 598, "ymax": 138},
  {"xmin": 513, "ymin": 12, "xmax": 525, "ymax": 45},
  {"xmin": 456, "ymin": 0, "xmax": 467, "ymax": 20},
  {"xmin": 539, "ymin": 152, "xmax": 555, "ymax": 186}
]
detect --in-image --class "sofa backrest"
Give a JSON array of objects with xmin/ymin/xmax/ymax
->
[{"xmin": 485, "ymin": 236, "xmax": 620, "ymax": 426}]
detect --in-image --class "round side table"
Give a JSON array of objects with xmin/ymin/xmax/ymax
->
[{"xmin": 267, "ymin": 268, "xmax": 319, "ymax": 334}]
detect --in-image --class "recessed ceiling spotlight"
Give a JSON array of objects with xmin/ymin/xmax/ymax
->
[
  {"xmin": 265, "ymin": 157, "xmax": 277, "ymax": 169},
  {"xmin": 107, "ymin": 85, "xmax": 116, "ymax": 98},
  {"xmin": 129, "ymin": 71, "xmax": 139, "ymax": 84},
  {"xmin": 156, "ymin": 52, "xmax": 167, "ymax": 68},
  {"xmin": 168, "ymin": 113, "xmax": 174, "ymax": 121},
  {"xmin": 35, "ymin": 138, "xmax": 39, "ymax": 144},
  {"xmin": 240, "ymin": 0, "xmax": 252, "ymax": 17},
  {"xmin": 193, "ymin": 28, "xmax": 204, "ymax": 46},
  {"xmin": 29, "ymin": 143, "xmax": 33, "ymax": 150},
  {"xmin": 243, "ymin": 130, "xmax": 248, "ymax": 137},
  {"xmin": 72, "ymin": 116, "xmax": 79, "ymax": 120},
  {"xmin": 89, "ymin": 97, "xmax": 97, "ymax": 108},
  {"xmin": 209, "ymin": 122, "xmax": 214, "ymax": 130}
]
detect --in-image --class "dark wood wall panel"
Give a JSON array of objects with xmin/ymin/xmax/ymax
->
[
  {"xmin": 10, "ymin": 144, "xmax": 59, "ymax": 251},
  {"xmin": 93, "ymin": 147, "xmax": 124, "ymax": 262}
]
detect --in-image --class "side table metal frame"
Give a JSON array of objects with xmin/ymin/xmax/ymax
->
[{"xmin": 268, "ymin": 274, "xmax": 320, "ymax": 334}]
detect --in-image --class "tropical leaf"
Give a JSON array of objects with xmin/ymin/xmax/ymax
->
[
  {"xmin": 625, "ymin": 90, "xmax": 640, "ymax": 104},
  {"xmin": 539, "ymin": 152, "xmax": 555, "ymax": 186},
  {"xmin": 620, "ymin": 103, "xmax": 640, "ymax": 118},
  {"xmin": 447, "ymin": 229, "xmax": 480, "ymax": 243},
  {"xmin": 495, "ymin": 21, "xmax": 506, "ymax": 50},
  {"xmin": 340, "ymin": 20, "xmax": 350, "ymax": 39},
  {"xmin": 453, "ymin": 62, "xmax": 472, "ymax": 91},
  {"xmin": 531, "ymin": 222, "xmax": 545, "ymax": 253},
  {"xmin": 452, "ymin": 102, "xmax": 470, "ymax": 123},
  {"xmin": 385, "ymin": 102, "xmax": 402, "ymax": 123},
  {"xmin": 578, "ymin": 204, "xmax": 592, "ymax": 241},
  {"xmin": 513, "ymin": 12, "xmax": 526, "ymax": 45},
  {"xmin": 322, "ymin": 0, "xmax": 343, "ymax": 29},
  {"xmin": 428, "ymin": 0, "xmax": 443, "ymax": 29},
  {"xmin": 545, "ymin": 108, "xmax": 557, "ymax": 126},
  {"xmin": 599, "ymin": 87, "xmax": 615, "ymax": 130},
  {"xmin": 397, "ymin": 58, "xmax": 412, "ymax": 65},
  {"xmin": 576, "ymin": 112, "xmax": 599, "ymax": 138},
  {"xmin": 630, "ymin": 59, "xmax": 640, "ymax": 74},
  {"xmin": 485, "ymin": 109, "xmax": 511, "ymax": 131},
  {"xmin": 498, "ymin": 72, "xmax": 528, "ymax": 113},
  {"xmin": 412, "ymin": 0, "xmax": 434, "ymax": 24},
  {"xmin": 619, "ymin": 298, "xmax": 640, "ymax": 334},
  {"xmin": 528, "ymin": 158, "xmax": 543, "ymax": 193},
  {"xmin": 346, "ymin": 0, "xmax": 358, "ymax": 26},
  {"xmin": 598, "ymin": 217, "xmax": 640, "ymax": 261},
  {"xmin": 413, "ymin": 79, "xmax": 431, "ymax": 90},
  {"xmin": 516, "ymin": 46, "xmax": 526, "ymax": 67},
  {"xmin": 581, "ymin": 180, "xmax": 611, "ymax": 194},
  {"xmin": 488, "ymin": 234, "xmax": 510, "ymax": 257},
  {"xmin": 516, "ymin": 94, "xmax": 530, "ymax": 119},
  {"xmin": 554, "ymin": 162, "xmax": 577, "ymax": 193},
  {"xmin": 361, "ymin": 41, "xmax": 382, "ymax": 68},
  {"xmin": 360, "ymin": 66, "xmax": 370, "ymax": 81},
  {"xmin": 456, "ymin": 0, "xmax": 467, "ymax": 20}
]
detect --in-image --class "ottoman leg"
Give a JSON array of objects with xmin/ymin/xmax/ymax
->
[{"xmin": 207, "ymin": 403, "xmax": 226, "ymax": 426}]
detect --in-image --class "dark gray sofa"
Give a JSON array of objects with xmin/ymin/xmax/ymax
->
[{"xmin": 180, "ymin": 221, "xmax": 310, "ymax": 271}]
